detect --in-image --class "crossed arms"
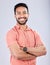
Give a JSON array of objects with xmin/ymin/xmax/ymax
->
[
  {"xmin": 9, "ymin": 42, "xmax": 47, "ymax": 61},
  {"xmin": 6, "ymin": 30, "xmax": 47, "ymax": 61}
]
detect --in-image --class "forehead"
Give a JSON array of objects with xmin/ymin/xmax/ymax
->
[{"xmin": 16, "ymin": 6, "xmax": 27, "ymax": 12}]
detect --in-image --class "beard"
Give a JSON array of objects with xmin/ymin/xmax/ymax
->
[{"xmin": 16, "ymin": 17, "xmax": 28, "ymax": 25}]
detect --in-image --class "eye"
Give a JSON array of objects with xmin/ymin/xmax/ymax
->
[
  {"xmin": 23, "ymin": 11, "xmax": 27, "ymax": 14},
  {"xmin": 16, "ymin": 12, "xmax": 21, "ymax": 15}
]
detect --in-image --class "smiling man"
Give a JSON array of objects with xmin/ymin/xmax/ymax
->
[{"xmin": 6, "ymin": 3, "xmax": 47, "ymax": 65}]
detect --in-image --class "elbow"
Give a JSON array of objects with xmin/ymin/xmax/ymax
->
[
  {"xmin": 38, "ymin": 50, "xmax": 47, "ymax": 57},
  {"xmin": 43, "ymin": 49, "xmax": 47, "ymax": 55},
  {"xmin": 42, "ymin": 46, "xmax": 47, "ymax": 55},
  {"xmin": 39, "ymin": 49, "xmax": 47, "ymax": 57}
]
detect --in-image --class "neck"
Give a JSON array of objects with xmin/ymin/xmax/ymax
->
[{"xmin": 17, "ymin": 23, "xmax": 27, "ymax": 30}]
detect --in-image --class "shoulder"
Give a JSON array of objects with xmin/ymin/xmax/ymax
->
[
  {"xmin": 30, "ymin": 28, "xmax": 40, "ymax": 36},
  {"xmin": 29, "ymin": 28, "xmax": 36, "ymax": 33},
  {"xmin": 6, "ymin": 25, "xmax": 18, "ymax": 37}
]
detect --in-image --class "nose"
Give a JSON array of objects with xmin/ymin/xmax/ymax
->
[{"xmin": 20, "ymin": 13, "xmax": 24, "ymax": 17}]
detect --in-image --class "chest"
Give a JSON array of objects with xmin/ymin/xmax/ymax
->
[{"xmin": 17, "ymin": 30, "xmax": 36, "ymax": 47}]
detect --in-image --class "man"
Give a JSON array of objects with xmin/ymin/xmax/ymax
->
[{"xmin": 6, "ymin": 3, "xmax": 47, "ymax": 65}]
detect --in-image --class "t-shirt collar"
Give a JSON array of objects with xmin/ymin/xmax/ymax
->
[{"xmin": 16, "ymin": 24, "xmax": 30, "ymax": 31}]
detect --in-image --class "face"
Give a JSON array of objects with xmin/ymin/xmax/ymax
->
[{"xmin": 14, "ymin": 6, "xmax": 29, "ymax": 25}]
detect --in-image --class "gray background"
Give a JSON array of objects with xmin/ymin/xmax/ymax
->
[{"xmin": 0, "ymin": 0, "xmax": 50, "ymax": 65}]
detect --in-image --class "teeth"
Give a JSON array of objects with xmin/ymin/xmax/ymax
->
[{"xmin": 20, "ymin": 18, "xmax": 24, "ymax": 20}]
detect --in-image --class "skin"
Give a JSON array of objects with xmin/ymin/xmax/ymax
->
[
  {"xmin": 14, "ymin": 6, "xmax": 29, "ymax": 25},
  {"xmin": 9, "ymin": 6, "xmax": 47, "ymax": 61},
  {"xmin": 27, "ymin": 45, "xmax": 47, "ymax": 57}
]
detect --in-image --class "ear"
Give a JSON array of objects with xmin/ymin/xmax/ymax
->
[
  {"xmin": 14, "ymin": 14, "xmax": 16, "ymax": 18},
  {"xmin": 27, "ymin": 13, "xmax": 29, "ymax": 18}
]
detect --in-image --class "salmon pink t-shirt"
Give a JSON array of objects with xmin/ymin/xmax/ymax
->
[{"xmin": 6, "ymin": 24, "xmax": 43, "ymax": 65}]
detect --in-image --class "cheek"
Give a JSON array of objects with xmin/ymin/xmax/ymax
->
[
  {"xmin": 15, "ymin": 15, "xmax": 19, "ymax": 19},
  {"xmin": 26, "ymin": 14, "xmax": 29, "ymax": 18}
]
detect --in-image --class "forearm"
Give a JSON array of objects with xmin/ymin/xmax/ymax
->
[
  {"xmin": 14, "ymin": 50, "xmax": 36, "ymax": 60},
  {"xmin": 9, "ymin": 43, "xmax": 36, "ymax": 60},
  {"xmin": 27, "ymin": 46, "xmax": 47, "ymax": 57},
  {"xmin": 18, "ymin": 53, "xmax": 36, "ymax": 60}
]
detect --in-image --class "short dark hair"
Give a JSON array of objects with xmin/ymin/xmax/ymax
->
[{"xmin": 14, "ymin": 3, "xmax": 29, "ymax": 14}]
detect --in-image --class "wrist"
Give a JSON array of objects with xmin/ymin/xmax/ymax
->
[
  {"xmin": 23, "ymin": 47, "xmax": 27, "ymax": 52},
  {"xmin": 20, "ymin": 46, "xmax": 27, "ymax": 52}
]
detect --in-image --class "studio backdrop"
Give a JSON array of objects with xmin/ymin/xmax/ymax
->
[{"xmin": 0, "ymin": 0, "xmax": 50, "ymax": 65}]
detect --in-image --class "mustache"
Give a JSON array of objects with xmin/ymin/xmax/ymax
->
[{"xmin": 18, "ymin": 17, "xmax": 27, "ymax": 19}]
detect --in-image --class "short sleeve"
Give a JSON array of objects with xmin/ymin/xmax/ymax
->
[
  {"xmin": 34, "ymin": 31, "xmax": 44, "ymax": 47},
  {"xmin": 6, "ymin": 29, "xmax": 18, "ymax": 47}
]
